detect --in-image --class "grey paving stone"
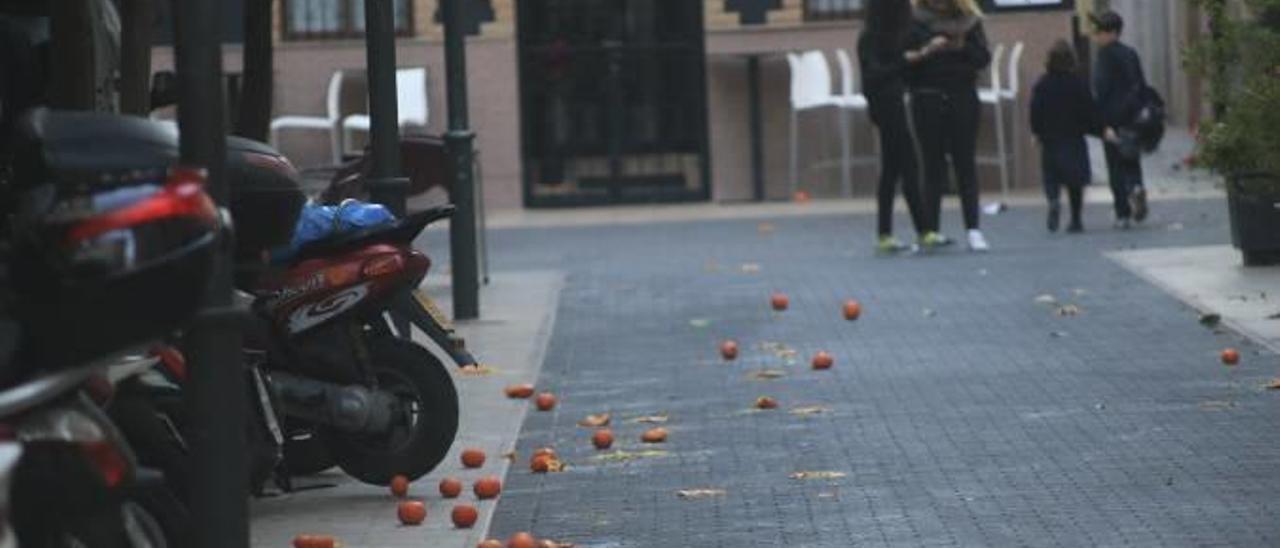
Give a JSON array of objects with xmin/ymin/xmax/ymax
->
[{"xmin": 464, "ymin": 199, "xmax": 1279, "ymax": 547}]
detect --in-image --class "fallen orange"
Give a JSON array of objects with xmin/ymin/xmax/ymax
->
[
  {"xmin": 451, "ymin": 504, "xmax": 479, "ymax": 528},
  {"xmin": 461, "ymin": 448, "xmax": 486, "ymax": 469},
  {"xmin": 397, "ymin": 501, "xmax": 426, "ymax": 526}
]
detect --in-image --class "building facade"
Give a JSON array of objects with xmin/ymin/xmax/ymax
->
[{"xmin": 152, "ymin": 0, "xmax": 1203, "ymax": 211}]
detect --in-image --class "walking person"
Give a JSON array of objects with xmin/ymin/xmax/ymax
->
[
  {"xmin": 904, "ymin": 0, "xmax": 992, "ymax": 252},
  {"xmin": 1030, "ymin": 40, "xmax": 1106, "ymax": 233},
  {"xmin": 1091, "ymin": 10, "xmax": 1148, "ymax": 228},
  {"xmin": 859, "ymin": 0, "xmax": 927, "ymax": 254}
]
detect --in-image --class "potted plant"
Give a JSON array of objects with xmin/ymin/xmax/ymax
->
[{"xmin": 1186, "ymin": 0, "xmax": 1280, "ymax": 266}]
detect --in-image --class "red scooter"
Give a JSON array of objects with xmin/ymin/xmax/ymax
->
[{"xmin": 227, "ymin": 138, "xmax": 474, "ymax": 485}]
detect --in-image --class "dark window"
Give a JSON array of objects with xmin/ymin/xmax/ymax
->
[
  {"xmin": 281, "ymin": 0, "xmax": 413, "ymax": 40},
  {"xmin": 803, "ymin": 0, "xmax": 864, "ymax": 21}
]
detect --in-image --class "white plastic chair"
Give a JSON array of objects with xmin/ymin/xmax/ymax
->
[
  {"xmin": 270, "ymin": 70, "xmax": 346, "ymax": 164},
  {"xmin": 787, "ymin": 50, "xmax": 859, "ymax": 198},
  {"xmin": 833, "ymin": 48, "xmax": 879, "ymax": 192},
  {"xmin": 341, "ymin": 67, "xmax": 429, "ymax": 156},
  {"xmin": 977, "ymin": 43, "xmax": 1014, "ymax": 204}
]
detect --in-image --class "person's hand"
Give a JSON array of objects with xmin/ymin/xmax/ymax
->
[
  {"xmin": 904, "ymin": 50, "xmax": 924, "ymax": 64},
  {"xmin": 1104, "ymin": 127, "xmax": 1119, "ymax": 143},
  {"xmin": 928, "ymin": 35, "xmax": 950, "ymax": 51}
]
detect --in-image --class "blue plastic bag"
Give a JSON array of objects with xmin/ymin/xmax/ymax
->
[{"xmin": 272, "ymin": 199, "xmax": 396, "ymax": 263}]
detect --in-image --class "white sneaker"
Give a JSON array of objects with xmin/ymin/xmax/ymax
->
[{"xmin": 967, "ymin": 229, "xmax": 990, "ymax": 252}]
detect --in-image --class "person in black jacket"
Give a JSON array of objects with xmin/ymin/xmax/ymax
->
[
  {"xmin": 1031, "ymin": 40, "xmax": 1106, "ymax": 233},
  {"xmin": 904, "ymin": 0, "xmax": 992, "ymax": 252},
  {"xmin": 859, "ymin": 0, "xmax": 926, "ymax": 254},
  {"xmin": 1091, "ymin": 10, "xmax": 1148, "ymax": 228}
]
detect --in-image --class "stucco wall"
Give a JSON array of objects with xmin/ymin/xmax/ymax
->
[{"xmin": 153, "ymin": 3, "xmax": 1083, "ymax": 210}]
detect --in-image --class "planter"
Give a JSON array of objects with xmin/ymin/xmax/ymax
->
[{"xmin": 1227, "ymin": 172, "xmax": 1280, "ymax": 266}]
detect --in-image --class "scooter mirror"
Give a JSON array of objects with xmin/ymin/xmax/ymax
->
[{"xmin": 149, "ymin": 70, "xmax": 178, "ymax": 111}]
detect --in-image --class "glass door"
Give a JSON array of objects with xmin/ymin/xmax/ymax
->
[{"xmin": 517, "ymin": 0, "xmax": 710, "ymax": 206}]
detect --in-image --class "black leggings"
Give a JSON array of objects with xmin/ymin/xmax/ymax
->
[
  {"xmin": 910, "ymin": 88, "xmax": 981, "ymax": 232},
  {"xmin": 870, "ymin": 93, "xmax": 925, "ymax": 237}
]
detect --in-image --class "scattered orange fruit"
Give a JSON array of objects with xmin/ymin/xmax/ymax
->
[
  {"xmin": 755, "ymin": 396, "xmax": 779, "ymax": 410},
  {"xmin": 1222, "ymin": 348, "xmax": 1240, "ymax": 365},
  {"xmin": 474, "ymin": 476, "xmax": 502, "ymax": 499},
  {"xmin": 505, "ymin": 384, "xmax": 535, "ymax": 399},
  {"xmin": 397, "ymin": 500, "xmax": 426, "ymax": 526},
  {"xmin": 793, "ymin": 190, "xmax": 812, "ymax": 203},
  {"xmin": 535, "ymin": 392, "xmax": 558, "ymax": 411},
  {"xmin": 461, "ymin": 448, "xmax": 486, "ymax": 468},
  {"xmin": 389, "ymin": 475, "xmax": 409, "ymax": 497},
  {"xmin": 530, "ymin": 454, "xmax": 551, "ymax": 473},
  {"xmin": 641, "ymin": 427, "xmax": 668, "ymax": 443},
  {"xmin": 843, "ymin": 299, "xmax": 862, "ymax": 320},
  {"xmin": 507, "ymin": 532, "xmax": 537, "ymax": 548},
  {"xmin": 451, "ymin": 504, "xmax": 479, "ymax": 528},
  {"xmin": 532, "ymin": 447, "xmax": 557, "ymax": 459},
  {"xmin": 811, "ymin": 351, "xmax": 834, "ymax": 370},
  {"xmin": 720, "ymin": 340, "xmax": 739, "ymax": 361},
  {"xmin": 292, "ymin": 535, "xmax": 338, "ymax": 548},
  {"xmin": 592, "ymin": 429, "xmax": 614, "ymax": 450},
  {"xmin": 439, "ymin": 477, "xmax": 463, "ymax": 498},
  {"xmin": 771, "ymin": 292, "xmax": 790, "ymax": 311}
]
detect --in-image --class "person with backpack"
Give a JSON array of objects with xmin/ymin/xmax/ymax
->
[
  {"xmin": 1092, "ymin": 10, "xmax": 1150, "ymax": 228},
  {"xmin": 859, "ymin": 0, "xmax": 927, "ymax": 254},
  {"xmin": 904, "ymin": 0, "xmax": 993, "ymax": 252},
  {"xmin": 1031, "ymin": 40, "xmax": 1105, "ymax": 233}
]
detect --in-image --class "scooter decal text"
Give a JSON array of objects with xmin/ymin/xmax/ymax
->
[{"xmin": 288, "ymin": 283, "xmax": 370, "ymax": 333}]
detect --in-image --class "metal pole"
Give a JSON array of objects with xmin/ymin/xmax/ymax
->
[
  {"xmin": 747, "ymin": 55, "xmax": 764, "ymax": 202},
  {"xmin": 235, "ymin": 0, "xmax": 273, "ymax": 143},
  {"xmin": 363, "ymin": 0, "xmax": 409, "ymax": 216},
  {"xmin": 119, "ymin": 0, "xmax": 154, "ymax": 116},
  {"xmin": 172, "ymin": 0, "xmax": 248, "ymax": 545},
  {"xmin": 47, "ymin": 0, "xmax": 96, "ymax": 110},
  {"xmin": 442, "ymin": 0, "xmax": 479, "ymax": 320}
]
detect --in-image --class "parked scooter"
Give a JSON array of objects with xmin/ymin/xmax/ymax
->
[
  {"xmin": 120, "ymin": 118, "xmax": 472, "ymax": 487},
  {"xmin": 0, "ymin": 107, "xmax": 223, "ymax": 546}
]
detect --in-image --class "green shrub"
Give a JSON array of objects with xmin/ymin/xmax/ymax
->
[{"xmin": 1186, "ymin": 0, "xmax": 1280, "ymax": 181}]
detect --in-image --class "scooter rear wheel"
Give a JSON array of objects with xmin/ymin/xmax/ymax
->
[{"xmin": 321, "ymin": 337, "xmax": 458, "ymax": 485}]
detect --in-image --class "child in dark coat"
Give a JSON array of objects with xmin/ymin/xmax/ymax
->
[{"xmin": 1030, "ymin": 40, "xmax": 1106, "ymax": 233}]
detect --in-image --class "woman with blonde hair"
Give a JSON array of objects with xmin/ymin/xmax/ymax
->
[{"xmin": 903, "ymin": 0, "xmax": 992, "ymax": 251}]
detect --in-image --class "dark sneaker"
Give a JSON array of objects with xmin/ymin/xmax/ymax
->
[
  {"xmin": 1066, "ymin": 222, "xmax": 1084, "ymax": 233},
  {"xmin": 1047, "ymin": 203, "xmax": 1061, "ymax": 232},
  {"xmin": 1130, "ymin": 187, "xmax": 1148, "ymax": 222}
]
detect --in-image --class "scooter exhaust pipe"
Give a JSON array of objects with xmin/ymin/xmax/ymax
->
[{"xmin": 268, "ymin": 371, "xmax": 397, "ymax": 434}]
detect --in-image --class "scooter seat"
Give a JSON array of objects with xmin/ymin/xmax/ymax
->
[{"xmin": 290, "ymin": 205, "xmax": 455, "ymax": 263}]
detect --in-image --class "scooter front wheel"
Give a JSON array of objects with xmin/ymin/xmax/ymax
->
[{"xmin": 321, "ymin": 337, "xmax": 458, "ymax": 485}]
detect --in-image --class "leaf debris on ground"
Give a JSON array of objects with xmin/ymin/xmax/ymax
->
[
  {"xmin": 1034, "ymin": 294, "xmax": 1058, "ymax": 305},
  {"xmin": 747, "ymin": 369, "xmax": 787, "ymax": 380},
  {"xmin": 758, "ymin": 341, "xmax": 798, "ymax": 359},
  {"xmin": 457, "ymin": 364, "xmax": 497, "ymax": 377},
  {"xmin": 1055, "ymin": 304, "xmax": 1082, "ymax": 317},
  {"xmin": 676, "ymin": 488, "xmax": 727, "ymax": 500},
  {"xmin": 629, "ymin": 414, "xmax": 668, "ymax": 424},
  {"xmin": 789, "ymin": 471, "xmax": 847, "ymax": 480},
  {"xmin": 790, "ymin": 405, "xmax": 830, "ymax": 416},
  {"xmin": 578, "ymin": 413, "xmax": 611, "ymax": 427},
  {"xmin": 592, "ymin": 450, "xmax": 669, "ymax": 463},
  {"xmin": 688, "ymin": 318, "xmax": 712, "ymax": 329},
  {"xmin": 1266, "ymin": 378, "xmax": 1280, "ymax": 390}
]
